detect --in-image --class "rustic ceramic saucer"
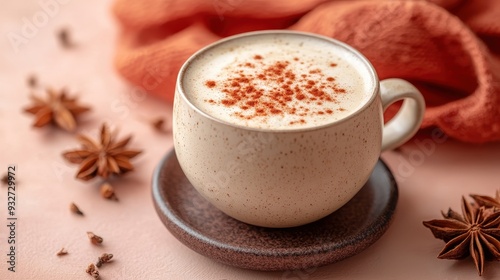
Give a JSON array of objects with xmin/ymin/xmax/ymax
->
[{"xmin": 152, "ymin": 149, "xmax": 398, "ymax": 271}]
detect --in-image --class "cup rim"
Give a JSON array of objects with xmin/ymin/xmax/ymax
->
[{"xmin": 176, "ymin": 30, "xmax": 380, "ymax": 133}]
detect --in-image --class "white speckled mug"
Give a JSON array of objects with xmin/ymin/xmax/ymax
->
[{"xmin": 173, "ymin": 31, "xmax": 425, "ymax": 228}]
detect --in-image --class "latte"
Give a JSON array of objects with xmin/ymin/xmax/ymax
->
[{"xmin": 181, "ymin": 32, "xmax": 375, "ymax": 129}]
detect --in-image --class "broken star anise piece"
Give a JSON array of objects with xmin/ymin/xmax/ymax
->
[
  {"xmin": 23, "ymin": 88, "xmax": 90, "ymax": 132},
  {"xmin": 86, "ymin": 263, "xmax": 99, "ymax": 279},
  {"xmin": 423, "ymin": 196, "xmax": 500, "ymax": 276},
  {"xmin": 100, "ymin": 182, "xmax": 118, "ymax": 201},
  {"xmin": 62, "ymin": 123, "xmax": 142, "ymax": 181}
]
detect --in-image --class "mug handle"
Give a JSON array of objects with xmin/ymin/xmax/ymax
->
[{"xmin": 379, "ymin": 78, "xmax": 426, "ymax": 151}]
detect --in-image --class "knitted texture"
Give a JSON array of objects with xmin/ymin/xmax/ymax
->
[{"xmin": 113, "ymin": 0, "xmax": 500, "ymax": 143}]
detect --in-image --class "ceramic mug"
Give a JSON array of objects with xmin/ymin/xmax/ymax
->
[{"xmin": 173, "ymin": 30, "xmax": 425, "ymax": 228}]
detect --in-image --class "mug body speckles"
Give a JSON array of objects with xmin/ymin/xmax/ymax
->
[
  {"xmin": 174, "ymin": 94, "xmax": 382, "ymax": 227},
  {"xmin": 173, "ymin": 30, "xmax": 424, "ymax": 228}
]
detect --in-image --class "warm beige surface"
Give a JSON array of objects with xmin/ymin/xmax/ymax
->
[{"xmin": 1, "ymin": 1, "xmax": 500, "ymax": 279}]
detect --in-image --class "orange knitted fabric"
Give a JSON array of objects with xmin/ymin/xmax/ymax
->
[{"xmin": 113, "ymin": 0, "xmax": 500, "ymax": 143}]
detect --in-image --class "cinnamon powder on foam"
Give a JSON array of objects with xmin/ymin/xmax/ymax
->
[{"xmin": 204, "ymin": 55, "xmax": 347, "ymax": 125}]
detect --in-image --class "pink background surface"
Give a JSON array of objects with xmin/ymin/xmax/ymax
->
[{"xmin": 1, "ymin": 1, "xmax": 500, "ymax": 279}]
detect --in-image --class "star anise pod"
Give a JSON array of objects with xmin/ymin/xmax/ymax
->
[
  {"xmin": 23, "ymin": 88, "xmax": 90, "ymax": 132},
  {"xmin": 423, "ymin": 196, "xmax": 500, "ymax": 276},
  {"xmin": 62, "ymin": 124, "xmax": 142, "ymax": 181},
  {"xmin": 471, "ymin": 190, "xmax": 500, "ymax": 211}
]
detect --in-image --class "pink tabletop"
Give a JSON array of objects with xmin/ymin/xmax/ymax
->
[{"xmin": 1, "ymin": 1, "xmax": 500, "ymax": 279}]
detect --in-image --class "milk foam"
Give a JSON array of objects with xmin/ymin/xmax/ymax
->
[{"xmin": 182, "ymin": 32, "xmax": 374, "ymax": 130}]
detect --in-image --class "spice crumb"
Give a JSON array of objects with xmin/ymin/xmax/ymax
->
[
  {"xmin": 70, "ymin": 202, "xmax": 84, "ymax": 216},
  {"xmin": 393, "ymin": 147, "xmax": 404, "ymax": 153},
  {"xmin": 96, "ymin": 253, "xmax": 113, "ymax": 268},
  {"xmin": 56, "ymin": 248, "xmax": 68, "ymax": 256},
  {"xmin": 58, "ymin": 28, "xmax": 74, "ymax": 48},
  {"xmin": 100, "ymin": 183, "xmax": 118, "ymax": 201},
  {"xmin": 150, "ymin": 117, "xmax": 168, "ymax": 133},
  {"xmin": 1, "ymin": 174, "xmax": 8, "ymax": 185},
  {"xmin": 86, "ymin": 263, "xmax": 99, "ymax": 279},
  {"xmin": 87, "ymin": 232, "xmax": 103, "ymax": 245},
  {"xmin": 27, "ymin": 75, "xmax": 38, "ymax": 88}
]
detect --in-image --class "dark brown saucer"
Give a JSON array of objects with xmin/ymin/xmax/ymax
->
[{"xmin": 152, "ymin": 149, "xmax": 398, "ymax": 271}]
